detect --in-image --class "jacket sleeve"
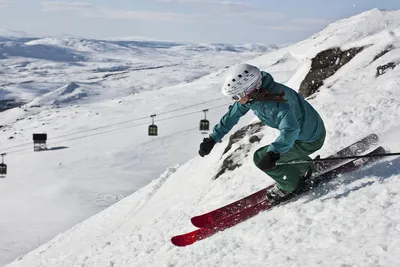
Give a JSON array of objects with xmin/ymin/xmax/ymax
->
[
  {"xmin": 267, "ymin": 106, "xmax": 300, "ymax": 154},
  {"xmin": 210, "ymin": 102, "xmax": 250, "ymax": 142}
]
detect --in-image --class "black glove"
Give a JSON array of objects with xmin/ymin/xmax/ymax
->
[
  {"xmin": 258, "ymin": 151, "xmax": 280, "ymax": 171},
  {"xmin": 199, "ymin": 137, "xmax": 216, "ymax": 157}
]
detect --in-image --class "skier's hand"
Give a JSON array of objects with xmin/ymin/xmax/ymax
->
[
  {"xmin": 199, "ymin": 137, "xmax": 216, "ymax": 157},
  {"xmin": 258, "ymin": 151, "xmax": 280, "ymax": 171}
]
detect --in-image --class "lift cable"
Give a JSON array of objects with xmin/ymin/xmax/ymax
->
[{"xmin": 1, "ymin": 101, "xmax": 231, "ymax": 155}]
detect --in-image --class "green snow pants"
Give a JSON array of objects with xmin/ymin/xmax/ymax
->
[{"xmin": 253, "ymin": 132, "xmax": 326, "ymax": 193}]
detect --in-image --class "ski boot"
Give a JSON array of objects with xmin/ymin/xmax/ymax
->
[
  {"xmin": 266, "ymin": 159, "xmax": 320, "ymax": 203},
  {"xmin": 265, "ymin": 184, "xmax": 293, "ymax": 203},
  {"xmin": 291, "ymin": 165, "xmax": 314, "ymax": 196}
]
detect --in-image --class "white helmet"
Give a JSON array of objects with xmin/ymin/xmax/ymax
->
[{"xmin": 221, "ymin": 63, "xmax": 262, "ymax": 99}]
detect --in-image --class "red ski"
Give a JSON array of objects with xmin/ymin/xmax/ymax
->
[
  {"xmin": 191, "ymin": 185, "xmax": 272, "ymax": 228},
  {"xmin": 171, "ymin": 199, "xmax": 273, "ymax": 247},
  {"xmin": 191, "ymin": 134, "xmax": 380, "ymax": 229},
  {"xmin": 171, "ymin": 145, "xmax": 385, "ymax": 247}
]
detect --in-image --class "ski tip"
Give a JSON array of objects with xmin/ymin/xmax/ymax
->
[
  {"xmin": 171, "ymin": 232, "xmax": 198, "ymax": 247},
  {"xmin": 171, "ymin": 237, "xmax": 188, "ymax": 247},
  {"xmin": 190, "ymin": 217, "xmax": 205, "ymax": 228}
]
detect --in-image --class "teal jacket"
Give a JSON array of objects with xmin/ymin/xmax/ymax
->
[{"xmin": 210, "ymin": 71, "xmax": 325, "ymax": 154}]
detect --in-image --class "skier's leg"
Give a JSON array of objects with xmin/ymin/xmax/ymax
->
[{"xmin": 253, "ymin": 133, "xmax": 325, "ymax": 192}]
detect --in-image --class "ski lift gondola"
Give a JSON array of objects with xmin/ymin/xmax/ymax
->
[
  {"xmin": 199, "ymin": 109, "xmax": 210, "ymax": 134},
  {"xmin": 148, "ymin": 114, "xmax": 158, "ymax": 136},
  {"xmin": 33, "ymin": 133, "xmax": 47, "ymax": 151},
  {"xmin": 0, "ymin": 153, "xmax": 6, "ymax": 178}
]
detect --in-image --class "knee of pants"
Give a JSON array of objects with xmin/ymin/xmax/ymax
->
[{"xmin": 253, "ymin": 146, "xmax": 269, "ymax": 171}]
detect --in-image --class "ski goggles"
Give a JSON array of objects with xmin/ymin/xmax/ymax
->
[
  {"xmin": 231, "ymin": 91, "xmax": 249, "ymax": 101},
  {"xmin": 231, "ymin": 82, "xmax": 262, "ymax": 101},
  {"xmin": 231, "ymin": 74, "xmax": 262, "ymax": 101}
]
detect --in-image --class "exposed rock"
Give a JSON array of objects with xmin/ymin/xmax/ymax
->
[
  {"xmin": 214, "ymin": 121, "xmax": 265, "ymax": 180},
  {"xmin": 373, "ymin": 45, "xmax": 393, "ymax": 62},
  {"xmin": 249, "ymin": 135, "xmax": 261, "ymax": 144},
  {"xmin": 222, "ymin": 122, "xmax": 264, "ymax": 155},
  {"xmin": 299, "ymin": 47, "xmax": 364, "ymax": 97},
  {"xmin": 376, "ymin": 62, "xmax": 397, "ymax": 77},
  {"xmin": 214, "ymin": 147, "xmax": 244, "ymax": 179}
]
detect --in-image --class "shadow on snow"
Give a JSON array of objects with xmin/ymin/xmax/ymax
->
[{"xmin": 304, "ymin": 157, "xmax": 400, "ymax": 203}]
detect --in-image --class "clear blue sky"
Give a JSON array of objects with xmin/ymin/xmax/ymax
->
[{"xmin": 1, "ymin": 0, "xmax": 400, "ymax": 44}]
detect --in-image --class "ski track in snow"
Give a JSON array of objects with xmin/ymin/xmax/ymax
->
[{"xmin": 1, "ymin": 8, "xmax": 400, "ymax": 267}]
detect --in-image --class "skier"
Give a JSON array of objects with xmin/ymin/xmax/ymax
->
[{"xmin": 198, "ymin": 63, "xmax": 326, "ymax": 201}]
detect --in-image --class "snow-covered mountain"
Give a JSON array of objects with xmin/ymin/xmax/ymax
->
[
  {"xmin": 0, "ymin": 36, "xmax": 278, "ymax": 112},
  {"xmin": 1, "ymin": 8, "xmax": 400, "ymax": 267},
  {"xmin": 0, "ymin": 31, "xmax": 278, "ymax": 266}
]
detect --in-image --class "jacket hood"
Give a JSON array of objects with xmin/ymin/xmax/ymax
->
[{"xmin": 260, "ymin": 71, "xmax": 276, "ymax": 91}]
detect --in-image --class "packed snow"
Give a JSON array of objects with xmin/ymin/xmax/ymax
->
[
  {"xmin": 0, "ymin": 30, "xmax": 277, "ymax": 266},
  {"xmin": 1, "ymin": 8, "xmax": 400, "ymax": 267}
]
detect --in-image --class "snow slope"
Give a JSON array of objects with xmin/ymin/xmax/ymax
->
[
  {"xmin": 0, "ymin": 35, "xmax": 278, "ymax": 265},
  {"xmin": 2, "ymin": 8, "xmax": 400, "ymax": 267}
]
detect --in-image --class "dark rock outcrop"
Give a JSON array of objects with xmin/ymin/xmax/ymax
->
[
  {"xmin": 376, "ymin": 62, "xmax": 397, "ymax": 77},
  {"xmin": 214, "ymin": 145, "xmax": 246, "ymax": 180},
  {"xmin": 222, "ymin": 122, "xmax": 264, "ymax": 155},
  {"xmin": 214, "ymin": 122, "xmax": 265, "ymax": 180},
  {"xmin": 373, "ymin": 45, "xmax": 393, "ymax": 62},
  {"xmin": 299, "ymin": 47, "xmax": 364, "ymax": 97}
]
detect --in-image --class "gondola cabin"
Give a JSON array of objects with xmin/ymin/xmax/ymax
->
[
  {"xmin": 199, "ymin": 109, "xmax": 209, "ymax": 134},
  {"xmin": 199, "ymin": 119, "xmax": 209, "ymax": 132},
  {"xmin": 148, "ymin": 114, "xmax": 158, "ymax": 136},
  {"xmin": 33, "ymin": 133, "xmax": 47, "ymax": 151},
  {"xmin": 148, "ymin": 124, "xmax": 158, "ymax": 136},
  {"xmin": 0, "ymin": 153, "xmax": 6, "ymax": 178},
  {"xmin": 0, "ymin": 163, "xmax": 6, "ymax": 178}
]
